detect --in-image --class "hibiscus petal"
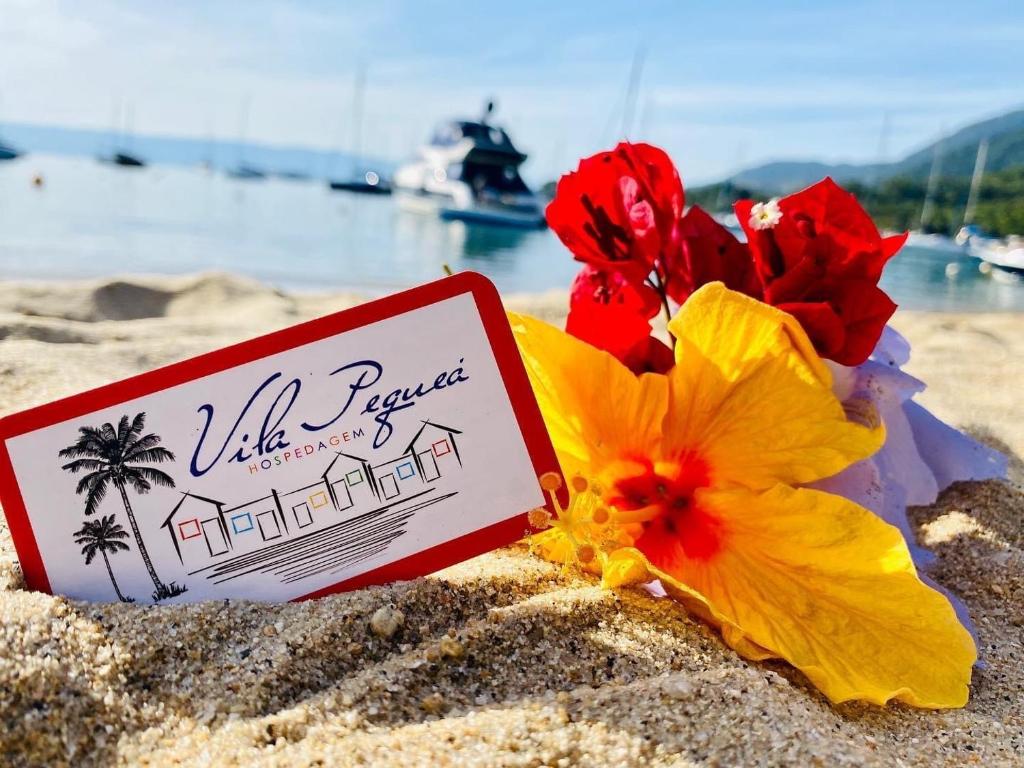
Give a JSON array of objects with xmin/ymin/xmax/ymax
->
[
  {"xmin": 509, "ymin": 311, "xmax": 669, "ymax": 478},
  {"xmin": 628, "ymin": 484, "xmax": 977, "ymax": 707},
  {"xmin": 663, "ymin": 283, "xmax": 883, "ymax": 489}
]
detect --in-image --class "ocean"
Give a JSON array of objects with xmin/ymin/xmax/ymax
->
[{"xmin": 1, "ymin": 154, "xmax": 1022, "ymax": 311}]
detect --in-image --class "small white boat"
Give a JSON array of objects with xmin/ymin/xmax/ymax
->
[
  {"xmin": 393, "ymin": 102, "xmax": 545, "ymax": 229},
  {"xmin": 969, "ymin": 236, "xmax": 1024, "ymax": 276}
]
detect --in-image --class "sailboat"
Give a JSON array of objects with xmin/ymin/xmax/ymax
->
[
  {"xmin": 956, "ymin": 138, "xmax": 990, "ymax": 249},
  {"xmin": 225, "ymin": 97, "xmax": 266, "ymax": 180},
  {"xmin": 98, "ymin": 100, "xmax": 146, "ymax": 168},
  {"xmin": 327, "ymin": 65, "xmax": 391, "ymax": 195},
  {"xmin": 956, "ymin": 136, "xmax": 1024, "ymax": 274}
]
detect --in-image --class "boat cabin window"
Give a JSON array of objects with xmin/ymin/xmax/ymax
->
[
  {"xmin": 431, "ymin": 124, "xmax": 463, "ymax": 146},
  {"xmin": 460, "ymin": 160, "xmax": 530, "ymax": 194}
]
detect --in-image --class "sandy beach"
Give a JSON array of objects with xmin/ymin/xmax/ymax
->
[{"xmin": 0, "ymin": 272, "xmax": 1021, "ymax": 767}]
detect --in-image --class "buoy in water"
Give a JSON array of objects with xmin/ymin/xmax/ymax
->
[
  {"xmin": 978, "ymin": 261, "xmax": 993, "ymax": 275},
  {"xmin": 31, "ymin": 173, "xmax": 44, "ymax": 188},
  {"xmin": 944, "ymin": 262, "xmax": 961, "ymax": 279}
]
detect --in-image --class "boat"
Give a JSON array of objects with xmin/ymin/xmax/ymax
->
[
  {"xmin": 226, "ymin": 96, "xmax": 266, "ymax": 181},
  {"xmin": 226, "ymin": 164, "xmax": 267, "ymax": 180},
  {"xmin": 970, "ymin": 236, "xmax": 1024, "ymax": 276},
  {"xmin": 99, "ymin": 151, "xmax": 146, "ymax": 167},
  {"xmin": 0, "ymin": 141, "xmax": 20, "ymax": 161},
  {"xmin": 329, "ymin": 170, "xmax": 391, "ymax": 194},
  {"xmin": 393, "ymin": 101, "xmax": 546, "ymax": 228},
  {"xmin": 326, "ymin": 64, "xmax": 392, "ymax": 196},
  {"xmin": 97, "ymin": 100, "xmax": 147, "ymax": 168}
]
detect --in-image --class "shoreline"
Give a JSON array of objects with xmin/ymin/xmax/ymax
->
[{"xmin": 0, "ymin": 271, "xmax": 1021, "ymax": 766}]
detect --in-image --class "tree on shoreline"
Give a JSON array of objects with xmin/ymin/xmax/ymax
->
[
  {"xmin": 60, "ymin": 412, "xmax": 187, "ymax": 601},
  {"xmin": 73, "ymin": 515, "xmax": 133, "ymax": 602}
]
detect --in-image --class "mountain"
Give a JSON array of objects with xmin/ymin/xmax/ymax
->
[
  {"xmin": 730, "ymin": 108, "xmax": 1024, "ymax": 193},
  {"xmin": 0, "ymin": 121, "xmax": 391, "ymax": 179}
]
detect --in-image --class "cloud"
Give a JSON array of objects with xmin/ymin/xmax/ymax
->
[{"xmin": 1, "ymin": 0, "xmax": 1022, "ymax": 184}]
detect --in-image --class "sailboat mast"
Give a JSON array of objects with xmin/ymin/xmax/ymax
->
[
  {"xmin": 237, "ymin": 95, "xmax": 250, "ymax": 166},
  {"xmin": 620, "ymin": 44, "xmax": 646, "ymax": 139},
  {"xmin": 351, "ymin": 64, "xmax": 366, "ymax": 176},
  {"xmin": 124, "ymin": 102, "xmax": 134, "ymax": 152},
  {"xmin": 963, "ymin": 137, "xmax": 988, "ymax": 227},
  {"xmin": 919, "ymin": 132, "xmax": 945, "ymax": 231}
]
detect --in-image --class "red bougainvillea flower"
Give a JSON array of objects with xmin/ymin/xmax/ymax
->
[
  {"xmin": 663, "ymin": 205, "xmax": 763, "ymax": 304},
  {"xmin": 566, "ymin": 265, "xmax": 673, "ymax": 374},
  {"xmin": 735, "ymin": 177, "xmax": 907, "ymax": 366},
  {"xmin": 546, "ymin": 142, "xmax": 684, "ymax": 285}
]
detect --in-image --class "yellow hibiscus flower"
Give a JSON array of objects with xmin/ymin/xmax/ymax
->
[{"xmin": 512, "ymin": 282, "xmax": 976, "ymax": 708}]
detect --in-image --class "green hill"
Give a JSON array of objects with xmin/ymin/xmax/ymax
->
[
  {"xmin": 689, "ymin": 166, "xmax": 1024, "ymax": 237},
  {"xmin": 730, "ymin": 108, "xmax": 1024, "ymax": 192}
]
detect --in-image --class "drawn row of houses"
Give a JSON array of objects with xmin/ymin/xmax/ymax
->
[{"xmin": 160, "ymin": 420, "xmax": 462, "ymax": 574}]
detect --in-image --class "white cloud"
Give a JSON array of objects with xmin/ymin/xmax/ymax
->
[{"xmin": 0, "ymin": 1, "xmax": 1020, "ymax": 185}]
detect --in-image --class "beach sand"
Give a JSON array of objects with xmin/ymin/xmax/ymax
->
[{"xmin": 0, "ymin": 273, "xmax": 1021, "ymax": 767}]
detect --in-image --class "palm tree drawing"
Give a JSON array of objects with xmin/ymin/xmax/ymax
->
[
  {"xmin": 59, "ymin": 412, "xmax": 187, "ymax": 601},
  {"xmin": 73, "ymin": 515, "xmax": 134, "ymax": 602}
]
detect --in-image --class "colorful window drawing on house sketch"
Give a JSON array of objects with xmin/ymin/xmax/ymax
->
[
  {"xmin": 161, "ymin": 421, "xmax": 466, "ymax": 575},
  {"xmin": 231, "ymin": 512, "xmax": 254, "ymax": 534},
  {"xmin": 178, "ymin": 518, "xmax": 202, "ymax": 541}
]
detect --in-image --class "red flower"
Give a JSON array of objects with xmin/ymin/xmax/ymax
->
[
  {"xmin": 664, "ymin": 205, "xmax": 762, "ymax": 304},
  {"xmin": 735, "ymin": 178, "xmax": 906, "ymax": 366},
  {"xmin": 546, "ymin": 142, "xmax": 684, "ymax": 285},
  {"xmin": 565, "ymin": 266, "xmax": 673, "ymax": 374}
]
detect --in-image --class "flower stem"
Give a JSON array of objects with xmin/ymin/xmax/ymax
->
[{"xmin": 650, "ymin": 271, "xmax": 675, "ymax": 346}]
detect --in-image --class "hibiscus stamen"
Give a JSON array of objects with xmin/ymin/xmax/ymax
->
[
  {"xmin": 532, "ymin": 472, "xmax": 620, "ymax": 570},
  {"xmin": 610, "ymin": 503, "xmax": 662, "ymax": 525}
]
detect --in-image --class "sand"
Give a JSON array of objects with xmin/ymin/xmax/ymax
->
[{"xmin": 0, "ymin": 272, "xmax": 1021, "ymax": 767}]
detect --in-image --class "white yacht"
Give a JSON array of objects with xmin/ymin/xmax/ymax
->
[
  {"xmin": 970, "ymin": 236, "xmax": 1024, "ymax": 276},
  {"xmin": 394, "ymin": 103, "xmax": 546, "ymax": 228}
]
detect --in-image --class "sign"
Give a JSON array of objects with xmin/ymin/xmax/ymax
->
[{"xmin": 0, "ymin": 273, "xmax": 558, "ymax": 604}]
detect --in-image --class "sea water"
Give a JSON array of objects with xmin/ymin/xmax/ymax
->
[{"xmin": 1, "ymin": 154, "xmax": 1022, "ymax": 311}]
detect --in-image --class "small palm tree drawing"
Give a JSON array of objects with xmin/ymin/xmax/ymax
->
[
  {"xmin": 73, "ymin": 515, "xmax": 134, "ymax": 602},
  {"xmin": 59, "ymin": 412, "xmax": 188, "ymax": 601}
]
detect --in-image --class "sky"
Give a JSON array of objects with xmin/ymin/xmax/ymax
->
[{"xmin": 1, "ymin": 0, "xmax": 1022, "ymax": 184}]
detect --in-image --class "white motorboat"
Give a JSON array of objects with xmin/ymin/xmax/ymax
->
[
  {"xmin": 969, "ymin": 236, "xmax": 1024, "ymax": 276},
  {"xmin": 393, "ymin": 102, "xmax": 545, "ymax": 228}
]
